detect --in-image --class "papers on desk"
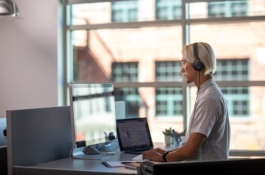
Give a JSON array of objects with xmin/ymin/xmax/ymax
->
[
  {"xmin": 102, "ymin": 161, "xmax": 139, "ymax": 168},
  {"xmin": 124, "ymin": 162, "xmax": 140, "ymax": 170}
]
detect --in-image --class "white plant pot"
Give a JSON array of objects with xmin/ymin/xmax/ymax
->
[{"xmin": 164, "ymin": 135, "xmax": 172, "ymax": 145}]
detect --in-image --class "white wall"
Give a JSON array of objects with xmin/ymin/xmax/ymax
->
[{"xmin": 0, "ymin": 0, "xmax": 59, "ymax": 117}]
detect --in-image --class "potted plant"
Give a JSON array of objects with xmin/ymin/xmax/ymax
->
[
  {"xmin": 163, "ymin": 128, "xmax": 186, "ymax": 146},
  {"xmin": 171, "ymin": 129, "xmax": 186, "ymax": 146},
  {"xmin": 162, "ymin": 127, "xmax": 174, "ymax": 145}
]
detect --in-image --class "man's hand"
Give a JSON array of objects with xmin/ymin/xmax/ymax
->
[
  {"xmin": 153, "ymin": 147, "xmax": 166, "ymax": 154},
  {"xmin": 143, "ymin": 149, "xmax": 164, "ymax": 162}
]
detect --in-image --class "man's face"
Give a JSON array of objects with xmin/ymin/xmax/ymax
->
[{"xmin": 181, "ymin": 58, "xmax": 197, "ymax": 84}]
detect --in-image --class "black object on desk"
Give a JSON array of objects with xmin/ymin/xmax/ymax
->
[
  {"xmin": 102, "ymin": 161, "xmax": 137, "ymax": 168},
  {"xmin": 138, "ymin": 158, "xmax": 265, "ymax": 175},
  {"xmin": 0, "ymin": 146, "xmax": 7, "ymax": 175}
]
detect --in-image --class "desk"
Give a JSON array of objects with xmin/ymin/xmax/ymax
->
[{"xmin": 12, "ymin": 143, "xmax": 177, "ymax": 175}]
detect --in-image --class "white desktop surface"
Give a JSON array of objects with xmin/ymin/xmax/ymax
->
[
  {"xmin": 29, "ymin": 153, "xmax": 137, "ymax": 172},
  {"xmin": 12, "ymin": 142, "xmax": 178, "ymax": 175}
]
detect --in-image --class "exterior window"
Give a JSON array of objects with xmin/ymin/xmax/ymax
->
[
  {"xmin": 208, "ymin": 1, "xmax": 248, "ymax": 17},
  {"xmin": 156, "ymin": 88, "xmax": 183, "ymax": 117},
  {"xmin": 111, "ymin": 62, "xmax": 138, "ymax": 82},
  {"xmin": 112, "ymin": 62, "xmax": 140, "ymax": 117},
  {"xmin": 220, "ymin": 87, "xmax": 249, "ymax": 116},
  {"xmin": 155, "ymin": 61, "xmax": 182, "ymax": 117},
  {"xmin": 155, "ymin": 61, "xmax": 182, "ymax": 81},
  {"xmin": 215, "ymin": 59, "xmax": 249, "ymax": 80},
  {"xmin": 112, "ymin": 1, "xmax": 138, "ymax": 22},
  {"xmin": 156, "ymin": 0, "xmax": 182, "ymax": 20},
  {"xmin": 216, "ymin": 59, "xmax": 249, "ymax": 117}
]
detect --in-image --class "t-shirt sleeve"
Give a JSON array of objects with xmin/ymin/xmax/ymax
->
[{"xmin": 190, "ymin": 97, "xmax": 219, "ymax": 137}]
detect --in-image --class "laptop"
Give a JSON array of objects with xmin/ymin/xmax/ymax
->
[
  {"xmin": 0, "ymin": 118, "xmax": 7, "ymax": 146},
  {"xmin": 116, "ymin": 117, "xmax": 153, "ymax": 154}
]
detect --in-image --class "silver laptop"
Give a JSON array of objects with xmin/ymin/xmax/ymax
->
[
  {"xmin": 0, "ymin": 118, "xmax": 7, "ymax": 146},
  {"xmin": 116, "ymin": 117, "xmax": 153, "ymax": 154}
]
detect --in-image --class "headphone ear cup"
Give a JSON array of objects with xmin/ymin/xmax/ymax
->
[{"xmin": 193, "ymin": 60, "xmax": 204, "ymax": 72}]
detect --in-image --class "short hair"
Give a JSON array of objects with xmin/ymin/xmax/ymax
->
[{"xmin": 182, "ymin": 42, "xmax": 216, "ymax": 75}]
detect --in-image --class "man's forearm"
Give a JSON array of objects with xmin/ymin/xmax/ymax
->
[{"xmin": 165, "ymin": 145, "xmax": 192, "ymax": 161}]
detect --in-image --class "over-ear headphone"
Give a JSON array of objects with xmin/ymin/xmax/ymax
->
[{"xmin": 193, "ymin": 42, "xmax": 205, "ymax": 72}]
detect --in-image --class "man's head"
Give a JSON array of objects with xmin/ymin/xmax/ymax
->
[
  {"xmin": 181, "ymin": 42, "xmax": 216, "ymax": 84},
  {"xmin": 182, "ymin": 42, "xmax": 216, "ymax": 75}
]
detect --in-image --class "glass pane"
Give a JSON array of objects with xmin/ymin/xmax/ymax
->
[
  {"xmin": 190, "ymin": 21, "xmax": 265, "ymax": 81},
  {"xmin": 189, "ymin": 0, "xmax": 265, "ymax": 19},
  {"xmin": 114, "ymin": 87, "xmax": 184, "ymax": 143},
  {"xmin": 70, "ymin": 26, "xmax": 182, "ymax": 82},
  {"xmin": 190, "ymin": 86, "xmax": 265, "ymax": 150},
  {"xmin": 70, "ymin": 0, "xmax": 182, "ymax": 25}
]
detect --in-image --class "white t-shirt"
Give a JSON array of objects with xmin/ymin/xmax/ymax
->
[{"xmin": 186, "ymin": 78, "xmax": 230, "ymax": 161}]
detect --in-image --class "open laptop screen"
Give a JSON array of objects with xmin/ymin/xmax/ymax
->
[{"xmin": 116, "ymin": 118, "xmax": 153, "ymax": 153}]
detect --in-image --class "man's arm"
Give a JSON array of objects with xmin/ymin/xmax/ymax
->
[
  {"xmin": 166, "ymin": 132, "xmax": 206, "ymax": 161},
  {"xmin": 143, "ymin": 132, "xmax": 206, "ymax": 162}
]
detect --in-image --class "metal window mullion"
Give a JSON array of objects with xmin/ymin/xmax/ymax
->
[
  {"xmin": 113, "ymin": 82, "xmax": 184, "ymax": 88},
  {"xmin": 61, "ymin": 0, "xmax": 69, "ymax": 105},
  {"xmin": 67, "ymin": 0, "xmax": 125, "ymax": 5},
  {"xmin": 182, "ymin": 0, "xmax": 190, "ymax": 131},
  {"xmin": 68, "ymin": 19, "xmax": 183, "ymax": 30},
  {"xmin": 107, "ymin": 80, "xmax": 265, "ymax": 88},
  {"xmin": 216, "ymin": 81, "xmax": 265, "ymax": 87},
  {"xmin": 67, "ymin": 16, "xmax": 265, "ymax": 30},
  {"xmin": 187, "ymin": 16, "xmax": 265, "ymax": 24}
]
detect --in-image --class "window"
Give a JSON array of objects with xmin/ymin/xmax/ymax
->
[
  {"xmin": 156, "ymin": 0, "xmax": 182, "ymax": 20},
  {"xmin": 220, "ymin": 87, "xmax": 249, "ymax": 117},
  {"xmin": 62, "ymin": 0, "xmax": 265, "ymax": 150},
  {"xmin": 155, "ymin": 61, "xmax": 182, "ymax": 81},
  {"xmin": 112, "ymin": 62, "xmax": 140, "ymax": 117},
  {"xmin": 155, "ymin": 61, "xmax": 182, "ymax": 117},
  {"xmin": 112, "ymin": 0, "xmax": 138, "ymax": 22},
  {"xmin": 156, "ymin": 88, "xmax": 183, "ymax": 117},
  {"xmin": 216, "ymin": 59, "xmax": 249, "ymax": 117},
  {"xmin": 215, "ymin": 59, "xmax": 249, "ymax": 81},
  {"xmin": 208, "ymin": 0, "xmax": 248, "ymax": 17},
  {"xmin": 111, "ymin": 62, "xmax": 138, "ymax": 82}
]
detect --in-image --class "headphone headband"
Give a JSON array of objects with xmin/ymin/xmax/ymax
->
[
  {"xmin": 192, "ymin": 42, "xmax": 204, "ymax": 72},
  {"xmin": 193, "ymin": 42, "xmax": 199, "ymax": 61}
]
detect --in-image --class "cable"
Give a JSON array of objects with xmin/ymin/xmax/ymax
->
[
  {"xmin": 69, "ymin": 145, "xmax": 75, "ymax": 158},
  {"xmin": 198, "ymin": 71, "xmax": 201, "ymax": 92}
]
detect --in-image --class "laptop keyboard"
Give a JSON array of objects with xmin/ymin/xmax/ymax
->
[
  {"xmin": 124, "ymin": 148, "xmax": 150, "ymax": 154},
  {"xmin": 132, "ymin": 154, "xmax": 150, "ymax": 162}
]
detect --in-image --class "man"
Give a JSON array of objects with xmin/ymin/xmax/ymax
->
[{"xmin": 143, "ymin": 42, "xmax": 230, "ymax": 162}]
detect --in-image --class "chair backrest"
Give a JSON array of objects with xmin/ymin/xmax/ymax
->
[
  {"xmin": 7, "ymin": 106, "xmax": 73, "ymax": 175},
  {"xmin": 0, "ymin": 146, "xmax": 7, "ymax": 175}
]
